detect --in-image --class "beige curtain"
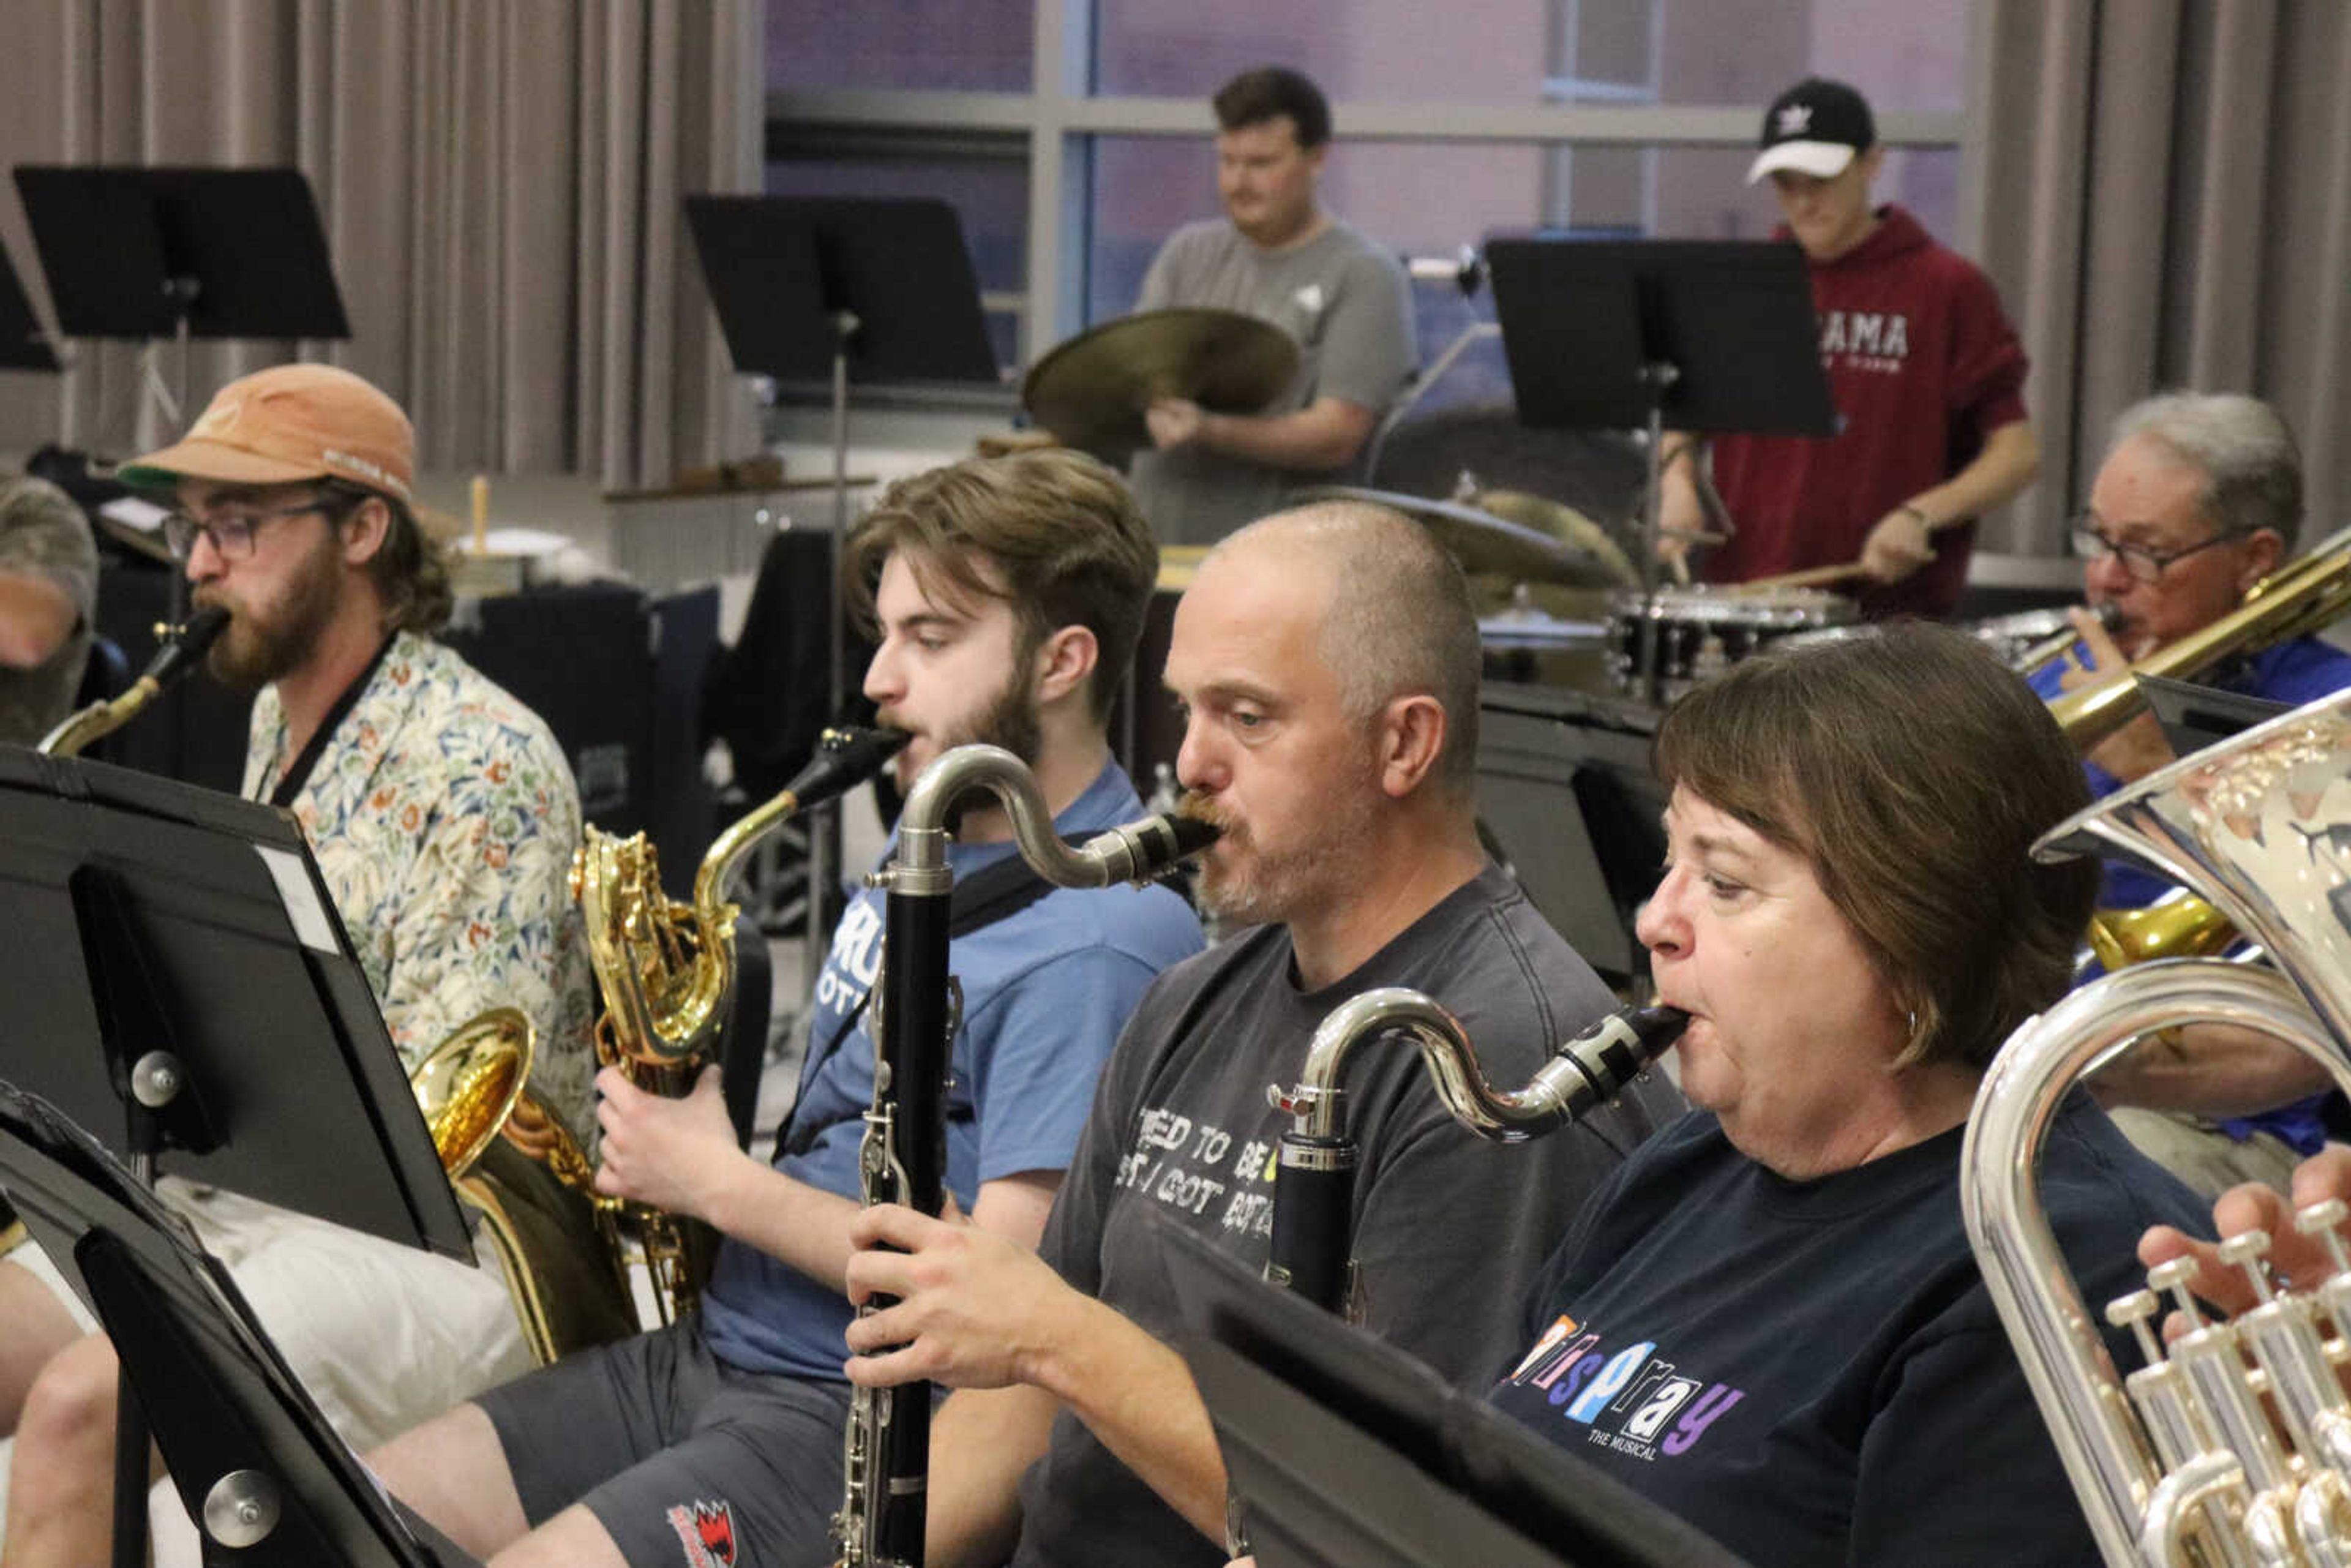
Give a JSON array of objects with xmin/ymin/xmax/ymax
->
[
  {"xmin": 1976, "ymin": 0, "xmax": 2351, "ymax": 554},
  {"xmin": 0, "ymin": 0, "xmax": 763, "ymax": 489}
]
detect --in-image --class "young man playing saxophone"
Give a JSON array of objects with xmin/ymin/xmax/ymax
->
[
  {"xmin": 836, "ymin": 500, "xmax": 1681, "ymax": 1568},
  {"xmin": 369, "ymin": 448, "xmax": 1205, "ymax": 1568},
  {"xmin": 0, "ymin": 362, "xmax": 597, "ymax": 1566}
]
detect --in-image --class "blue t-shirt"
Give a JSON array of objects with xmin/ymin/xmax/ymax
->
[
  {"xmin": 2033, "ymin": 634, "xmax": 2351, "ymax": 1150},
  {"xmin": 698, "ymin": 761, "xmax": 1205, "ymax": 1381}
]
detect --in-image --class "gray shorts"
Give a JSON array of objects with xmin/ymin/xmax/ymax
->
[{"xmin": 477, "ymin": 1318, "xmax": 853, "ymax": 1568}]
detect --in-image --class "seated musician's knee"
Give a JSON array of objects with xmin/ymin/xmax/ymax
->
[{"xmin": 16, "ymin": 1334, "xmax": 121, "ymax": 1447}]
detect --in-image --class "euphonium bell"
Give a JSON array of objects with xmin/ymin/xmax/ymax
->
[{"xmin": 1963, "ymin": 685, "xmax": 2351, "ymax": 1566}]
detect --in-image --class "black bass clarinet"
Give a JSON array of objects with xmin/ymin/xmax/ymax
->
[
  {"xmin": 37, "ymin": 606, "xmax": 231, "ymax": 758},
  {"xmin": 832, "ymin": 742, "xmax": 1219, "ymax": 1568},
  {"xmin": 1265, "ymin": 991, "xmax": 1688, "ymax": 1313}
]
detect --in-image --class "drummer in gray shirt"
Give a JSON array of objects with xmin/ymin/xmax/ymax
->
[{"xmin": 1130, "ymin": 67, "xmax": 1417, "ymax": 546}]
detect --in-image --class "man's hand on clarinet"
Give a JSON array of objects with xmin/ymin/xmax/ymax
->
[
  {"xmin": 841, "ymin": 1201, "xmax": 1078, "ymax": 1391},
  {"xmin": 1859, "ymin": 504, "xmax": 1937, "ymax": 583}
]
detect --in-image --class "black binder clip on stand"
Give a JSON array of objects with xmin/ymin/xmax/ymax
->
[
  {"xmin": 0, "ymin": 750, "xmax": 471, "ymax": 1567},
  {"xmin": 0, "ymin": 1084, "xmax": 481, "ymax": 1566},
  {"xmin": 683, "ymin": 195, "xmax": 997, "ymax": 962},
  {"xmin": 10, "ymin": 166, "xmax": 350, "ymax": 433},
  {"xmin": 1485, "ymin": 238, "xmax": 1834, "ymax": 704}
]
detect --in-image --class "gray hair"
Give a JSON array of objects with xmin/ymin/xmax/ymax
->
[
  {"xmin": 2107, "ymin": 392, "xmax": 2303, "ymax": 542},
  {"xmin": 1214, "ymin": 501, "xmax": 1483, "ymax": 796}
]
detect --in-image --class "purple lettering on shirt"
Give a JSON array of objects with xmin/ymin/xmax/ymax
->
[{"xmin": 1660, "ymin": 1383, "xmax": 1745, "ymax": 1456}]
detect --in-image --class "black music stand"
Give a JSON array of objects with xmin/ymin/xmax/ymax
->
[
  {"xmin": 2135, "ymin": 674, "xmax": 2288, "ymax": 757},
  {"xmin": 1485, "ymin": 238, "xmax": 1833, "ymax": 702},
  {"xmin": 0, "ymin": 746, "xmax": 470, "ymax": 1567},
  {"xmin": 683, "ymin": 194, "xmax": 998, "ymax": 963},
  {"xmin": 0, "ymin": 1083, "xmax": 481, "ymax": 1567},
  {"xmin": 0, "ymin": 239, "xmax": 60, "ymax": 372},
  {"xmin": 1164, "ymin": 1220, "xmax": 1751, "ymax": 1568},
  {"xmin": 12, "ymin": 166, "xmax": 349, "ymax": 426}
]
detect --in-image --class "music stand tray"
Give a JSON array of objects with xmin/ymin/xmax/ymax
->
[
  {"xmin": 2134, "ymin": 673, "xmax": 2289, "ymax": 758},
  {"xmin": 683, "ymin": 195, "xmax": 999, "ymax": 388},
  {"xmin": 0, "ymin": 1082, "xmax": 480, "ymax": 1567},
  {"xmin": 1161, "ymin": 1217, "xmax": 1752, "ymax": 1568},
  {"xmin": 1483, "ymin": 238, "xmax": 1832, "ymax": 439},
  {"xmin": 12, "ymin": 167, "xmax": 350, "ymax": 342},
  {"xmin": 0, "ymin": 745, "xmax": 468, "ymax": 1258}
]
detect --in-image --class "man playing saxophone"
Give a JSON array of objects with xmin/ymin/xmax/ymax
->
[
  {"xmin": 836, "ymin": 501, "xmax": 1678, "ymax": 1568},
  {"xmin": 2030, "ymin": 394, "xmax": 2351, "ymax": 1195},
  {"xmin": 368, "ymin": 449, "xmax": 1206, "ymax": 1568},
  {"xmin": 0, "ymin": 363, "xmax": 598, "ymax": 1565}
]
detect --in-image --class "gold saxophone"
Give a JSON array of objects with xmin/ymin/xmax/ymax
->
[
  {"xmin": 2053, "ymin": 528, "xmax": 2351, "ymax": 969},
  {"xmin": 38, "ymin": 607, "xmax": 635, "ymax": 1362},
  {"xmin": 568, "ymin": 724, "xmax": 909, "ymax": 1324},
  {"xmin": 1964, "ymin": 685, "xmax": 2351, "ymax": 1567}
]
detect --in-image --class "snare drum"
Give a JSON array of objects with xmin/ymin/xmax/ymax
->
[{"xmin": 1608, "ymin": 587, "xmax": 1858, "ymax": 702}]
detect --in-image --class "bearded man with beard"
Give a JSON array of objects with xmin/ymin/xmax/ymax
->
[
  {"xmin": 830, "ymin": 501, "xmax": 1683, "ymax": 1568},
  {"xmin": 0, "ymin": 362, "xmax": 596, "ymax": 1567},
  {"xmin": 366, "ymin": 448, "xmax": 1204, "ymax": 1568}
]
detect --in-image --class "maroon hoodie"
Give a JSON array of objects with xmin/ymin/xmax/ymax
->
[{"xmin": 1702, "ymin": 205, "xmax": 2028, "ymax": 620}]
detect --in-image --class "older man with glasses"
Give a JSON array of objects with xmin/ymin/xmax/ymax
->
[
  {"xmin": 2029, "ymin": 391, "xmax": 2351, "ymax": 1198},
  {"xmin": 0, "ymin": 362, "xmax": 597, "ymax": 1567}
]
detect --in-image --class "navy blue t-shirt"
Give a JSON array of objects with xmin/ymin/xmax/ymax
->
[
  {"xmin": 698, "ymin": 761, "xmax": 1205, "ymax": 1381},
  {"xmin": 1488, "ymin": 1097, "xmax": 2208, "ymax": 1568}
]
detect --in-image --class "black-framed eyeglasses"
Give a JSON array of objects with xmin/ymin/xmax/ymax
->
[
  {"xmin": 161, "ymin": 497, "xmax": 332, "ymax": 563},
  {"xmin": 2067, "ymin": 517, "xmax": 2242, "ymax": 585}
]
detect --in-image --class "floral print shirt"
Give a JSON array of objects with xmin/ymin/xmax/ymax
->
[{"xmin": 243, "ymin": 631, "xmax": 596, "ymax": 1134}]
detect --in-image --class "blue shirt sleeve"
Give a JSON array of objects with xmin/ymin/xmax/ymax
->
[{"xmin": 966, "ymin": 942, "xmax": 1170, "ymax": 1184}]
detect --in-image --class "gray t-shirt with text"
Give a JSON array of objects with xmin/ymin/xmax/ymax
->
[
  {"xmin": 1008, "ymin": 861, "xmax": 1683, "ymax": 1568},
  {"xmin": 1128, "ymin": 216, "xmax": 1415, "ymax": 544}
]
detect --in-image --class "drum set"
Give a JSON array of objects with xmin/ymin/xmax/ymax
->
[{"xmin": 1008, "ymin": 304, "xmax": 2073, "ymax": 711}]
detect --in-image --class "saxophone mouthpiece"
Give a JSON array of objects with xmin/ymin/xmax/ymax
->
[
  {"xmin": 786, "ymin": 725, "xmax": 912, "ymax": 812},
  {"xmin": 146, "ymin": 605, "xmax": 231, "ymax": 689}
]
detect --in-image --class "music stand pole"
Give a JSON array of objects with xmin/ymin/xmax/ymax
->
[
  {"xmin": 1633, "ymin": 361, "xmax": 1679, "ymax": 705},
  {"xmin": 812, "ymin": 309, "xmax": 861, "ymax": 980}
]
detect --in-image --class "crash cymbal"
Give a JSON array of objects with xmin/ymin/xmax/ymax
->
[
  {"xmin": 1022, "ymin": 308, "xmax": 1299, "ymax": 460},
  {"xmin": 1468, "ymin": 489, "xmax": 1637, "ymax": 587},
  {"xmin": 1289, "ymin": 485, "xmax": 1621, "ymax": 588}
]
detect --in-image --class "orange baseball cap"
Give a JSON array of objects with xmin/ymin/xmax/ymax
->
[{"xmin": 117, "ymin": 362, "xmax": 414, "ymax": 504}]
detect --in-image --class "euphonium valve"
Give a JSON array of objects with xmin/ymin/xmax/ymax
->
[{"xmin": 37, "ymin": 604, "xmax": 230, "ymax": 758}]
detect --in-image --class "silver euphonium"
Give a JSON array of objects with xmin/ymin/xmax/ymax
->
[
  {"xmin": 832, "ymin": 743, "xmax": 1218, "ymax": 1568},
  {"xmin": 1963, "ymin": 681, "xmax": 2351, "ymax": 1568}
]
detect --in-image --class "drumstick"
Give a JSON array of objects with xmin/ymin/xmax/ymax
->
[{"xmin": 1730, "ymin": 559, "xmax": 1876, "ymax": 594}]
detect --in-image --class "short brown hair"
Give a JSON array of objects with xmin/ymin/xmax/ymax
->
[
  {"xmin": 843, "ymin": 449, "xmax": 1158, "ymax": 724},
  {"xmin": 1652, "ymin": 622, "xmax": 2096, "ymax": 1071},
  {"xmin": 1213, "ymin": 66, "xmax": 1332, "ymax": 149},
  {"xmin": 320, "ymin": 478, "xmax": 452, "ymax": 634}
]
